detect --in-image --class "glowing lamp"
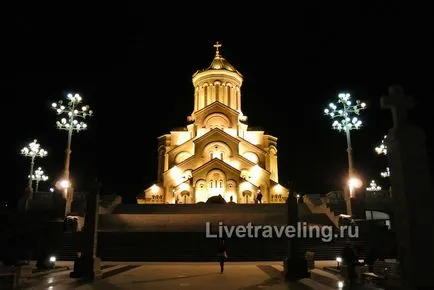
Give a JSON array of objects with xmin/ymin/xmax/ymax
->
[
  {"xmin": 59, "ymin": 179, "xmax": 71, "ymax": 189},
  {"xmin": 348, "ymin": 177, "xmax": 362, "ymax": 189},
  {"xmin": 151, "ymin": 184, "xmax": 159, "ymax": 194},
  {"xmin": 274, "ymin": 184, "xmax": 283, "ymax": 193}
]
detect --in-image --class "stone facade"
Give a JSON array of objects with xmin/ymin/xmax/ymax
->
[{"xmin": 137, "ymin": 43, "xmax": 288, "ymax": 204}]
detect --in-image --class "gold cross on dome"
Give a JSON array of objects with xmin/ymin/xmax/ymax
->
[{"xmin": 213, "ymin": 41, "xmax": 222, "ymax": 56}]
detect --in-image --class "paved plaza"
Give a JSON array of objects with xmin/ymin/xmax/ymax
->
[{"xmin": 21, "ymin": 261, "xmax": 328, "ymax": 290}]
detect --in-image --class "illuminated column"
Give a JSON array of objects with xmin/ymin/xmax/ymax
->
[
  {"xmin": 227, "ymin": 86, "xmax": 231, "ymax": 108},
  {"xmin": 218, "ymin": 82, "xmax": 224, "ymax": 103},
  {"xmin": 221, "ymin": 84, "xmax": 228, "ymax": 106},
  {"xmin": 269, "ymin": 147, "xmax": 278, "ymax": 182},
  {"xmin": 324, "ymin": 93, "xmax": 366, "ymax": 216},
  {"xmin": 236, "ymin": 87, "xmax": 241, "ymax": 111},
  {"xmin": 31, "ymin": 167, "xmax": 49, "ymax": 192},
  {"xmin": 194, "ymin": 87, "xmax": 199, "ymax": 111},
  {"xmin": 52, "ymin": 93, "xmax": 93, "ymax": 216},
  {"xmin": 20, "ymin": 139, "xmax": 48, "ymax": 198},
  {"xmin": 198, "ymin": 86, "xmax": 204, "ymax": 109},
  {"xmin": 230, "ymin": 87, "xmax": 236, "ymax": 110},
  {"xmin": 214, "ymin": 81, "xmax": 220, "ymax": 102},
  {"xmin": 205, "ymin": 85, "xmax": 210, "ymax": 106},
  {"xmin": 210, "ymin": 84, "xmax": 215, "ymax": 103}
]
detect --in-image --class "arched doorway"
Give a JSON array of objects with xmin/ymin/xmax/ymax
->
[
  {"xmin": 180, "ymin": 190, "xmax": 190, "ymax": 204},
  {"xmin": 206, "ymin": 195, "xmax": 226, "ymax": 204},
  {"xmin": 195, "ymin": 179, "xmax": 207, "ymax": 203},
  {"xmin": 239, "ymin": 181, "xmax": 254, "ymax": 204},
  {"xmin": 242, "ymin": 190, "xmax": 252, "ymax": 203},
  {"xmin": 224, "ymin": 179, "xmax": 237, "ymax": 203}
]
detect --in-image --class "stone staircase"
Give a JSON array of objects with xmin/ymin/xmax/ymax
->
[
  {"xmin": 298, "ymin": 278, "xmax": 337, "ymax": 289},
  {"xmin": 9, "ymin": 202, "xmax": 371, "ymax": 263},
  {"xmin": 51, "ymin": 231, "xmax": 368, "ymax": 262},
  {"xmin": 303, "ymin": 195, "xmax": 340, "ymax": 228}
]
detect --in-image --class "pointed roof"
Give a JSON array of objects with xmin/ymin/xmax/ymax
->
[
  {"xmin": 193, "ymin": 42, "xmax": 242, "ymax": 77},
  {"xmin": 192, "ymin": 157, "xmax": 241, "ymax": 177},
  {"xmin": 193, "ymin": 127, "xmax": 240, "ymax": 146}
]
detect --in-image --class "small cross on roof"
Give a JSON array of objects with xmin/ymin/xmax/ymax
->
[{"xmin": 213, "ymin": 41, "xmax": 222, "ymax": 56}]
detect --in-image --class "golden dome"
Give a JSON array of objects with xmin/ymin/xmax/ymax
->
[
  {"xmin": 208, "ymin": 54, "xmax": 237, "ymax": 71},
  {"xmin": 194, "ymin": 42, "xmax": 242, "ymax": 77}
]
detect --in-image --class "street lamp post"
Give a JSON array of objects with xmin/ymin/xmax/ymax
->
[
  {"xmin": 31, "ymin": 167, "xmax": 49, "ymax": 192},
  {"xmin": 375, "ymin": 135, "xmax": 388, "ymax": 155},
  {"xmin": 375, "ymin": 134, "xmax": 391, "ymax": 197},
  {"xmin": 375, "ymin": 135, "xmax": 391, "ymax": 178},
  {"xmin": 52, "ymin": 93, "xmax": 93, "ymax": 216},
  {"xmin": 324, "ymin": 93, "xmax": 366, "ymax": 216},
  {"xmin": 20, "ymin": 139, "xmax": 48, "ymax": 198},
  {"xmin": 381, "ymin": 167, "xmax": 390, "ymax": 178},
  {"xmin": 366, "ymin": 180, "xmax": 382, "ymax": 192}
]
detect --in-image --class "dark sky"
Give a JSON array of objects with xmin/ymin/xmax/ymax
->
[{"xmin": 7, "ymin": 3, "xmax": 433, "ymax": 204}]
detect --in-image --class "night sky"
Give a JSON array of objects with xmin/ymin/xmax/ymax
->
[{"xmin": 8, "ymin": 3, "xmax": 433, "ymax": 204}]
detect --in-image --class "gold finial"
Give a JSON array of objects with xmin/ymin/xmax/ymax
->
[{"xmin": 213, "ymin": 41, "xmax": 222, "ymax": 56}]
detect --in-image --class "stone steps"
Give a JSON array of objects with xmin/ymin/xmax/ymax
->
[
  {"xmin": 50, "ymin": 232, "xmax": 369, "ymax": 262},
  {"xmin": 298, "ymin": 278, "xmax": 337, "ymax": 289},
  {"xmin": 322, "ymin": 266, "xmax": 341, "ymax": 275}
]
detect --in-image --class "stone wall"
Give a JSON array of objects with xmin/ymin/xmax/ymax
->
[
  {"xmin": 98, "ymin": 212, "xmax": 286, "ymax": 232},
  {"xmin": 100, "ymin": 204, "xmax": 288, "ymax": 232},
  {"xmin": 20, "ymin": 193, "xmax": 122, "ymax": 217},
  {"xmin": 112, "ymin": 203, "xmax": 286, "ymax": 214}
]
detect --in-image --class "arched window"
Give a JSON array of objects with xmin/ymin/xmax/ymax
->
[
  {"xmin": 204, "ymin": 113, "xmax": 230, "ymax": 130},
  {"xmin": 206, "ymin": 169, "xmax": 226, "ymax": 197},
  {"xmin": 242, "ymin": 152, "xmax": 259, "ymax": 164},
  {"xmin": 175, "ymin": 151, "xmax": 193, "ymax": 164},
  {"xmin": 204, "ymin": 142, "xmax": 231, "ymax": 162},
  {"xmin": 211, "ymin": 151, "xmax": 224, "ymax": 160}
]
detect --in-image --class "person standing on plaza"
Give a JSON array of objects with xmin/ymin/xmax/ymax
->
[{"xmin": 217, "ymin": 240, "xmax": 227, "ymax": 273}]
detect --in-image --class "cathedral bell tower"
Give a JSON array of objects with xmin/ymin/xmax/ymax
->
[{"xmin": 190, "ymin": 42, "xmax": 245, "ymax": 117}]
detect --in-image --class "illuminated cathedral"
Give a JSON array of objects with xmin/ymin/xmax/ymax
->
[{"xmin": 137, "ymin": 42, "xmax": 288, "ymax": 204}]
